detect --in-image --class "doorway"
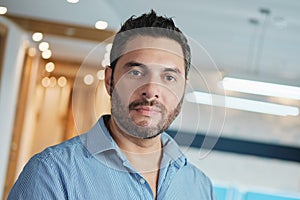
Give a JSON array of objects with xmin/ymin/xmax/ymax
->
[{"xmin": 3, "ymin": 47, "xmax": 110, "ymax": 199}]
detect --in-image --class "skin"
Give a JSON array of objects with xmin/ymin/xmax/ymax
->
[{"xmin": 104, "ymin": 36, "xmax": 187, "ymax": 198}]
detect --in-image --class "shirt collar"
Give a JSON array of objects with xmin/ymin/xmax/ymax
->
[
  {"xmin": 82, "ymin": 115, "xmax": 187, "ymax": 168},
  {"xmin": 83, "ymin": 115, "xmax": 116, "ymax": 155}
]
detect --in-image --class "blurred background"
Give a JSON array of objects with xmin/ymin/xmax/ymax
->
[{"xmin": 0, "ymin": 0, "xmax": 300, "ymax": 199}]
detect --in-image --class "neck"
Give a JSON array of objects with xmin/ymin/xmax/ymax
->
[{"xmin": 106, "ymin": 116, "xmax": 163, "ymax": 172}]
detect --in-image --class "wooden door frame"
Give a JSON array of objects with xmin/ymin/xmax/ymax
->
[
  {"xmin": 2, "ymin": 15, "xmax": 114, "ymax": 199},
  {"xmin": 2, "ymin": 50, "xmax": 33, "ymax": 200},
  {"xmin": 0, "ymin": 22, "xmax": 8, "ymax": 96}
]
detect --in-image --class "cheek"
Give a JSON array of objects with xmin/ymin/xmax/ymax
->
[
  {"xmin": 161, "ymin": 85, "xmax": 185, "ymax": 109},
  {"xmin": 113, "ymin": 78, "xmax": 144, "ymax": 106}
]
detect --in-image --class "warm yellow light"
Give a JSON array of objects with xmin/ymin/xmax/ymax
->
[
  {"xmin": 42, "ymin": 77, "xmax": 50, "ymax": 87},
  {"xmin": 84, "ymin": 74, "xmax": 94, "ymax": 85},
  {"xmin": 58, "ymin": 76, "xmax": 67, "ymax": 87},
  {"xmin": 97, "ymin": 70, "xmax": 105, "ymax": 80},
  {"xmin": 49, "ymin": 77, "xmax": 56, "ymax": 87},
  {"xmin": 32, "ymin": 32, "xmax": 43, "ymax": 42},
  {"xmin": 39, "ymin": 42, "xmax": 49, "ymax": 51},
  {"xmin": 28, "ymin": 48, "xmax": 37, "ymax": 57},
  {"xmin": 45, "ymin": 62, "xmax": 55, "ymax": 72},
  {"xmin": 0, "ymin": 6, "xmax": 7, "ymax": 15},
  {"xmin": 95, "ymin": 21, "xmax": 108, "ymax": 30},
  {"xmin": 42, "ymin": 50, "xmax": 52, "ymax": 59}
]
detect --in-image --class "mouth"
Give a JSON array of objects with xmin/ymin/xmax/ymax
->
[{"xmin": 132, "ymin": 105, "xmax": 161, "ymax": 116}]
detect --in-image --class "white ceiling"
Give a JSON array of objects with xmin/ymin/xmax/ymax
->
[
  {"xmin": 2, "ymin": 0, "xmax": 300, "ymax": 84},
  {"xmin": 1, "ymin": 0, "xmax": 300, "ymax": 147}
]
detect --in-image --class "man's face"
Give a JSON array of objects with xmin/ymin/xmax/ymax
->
[{"xmin": 106, "ymin": 36, "xmax": 186, "ymax": 139}]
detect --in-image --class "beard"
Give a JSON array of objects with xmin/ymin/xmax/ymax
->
[{"xmin": 110, "ymin": 84, "xmax": 183, "ymax": 139}]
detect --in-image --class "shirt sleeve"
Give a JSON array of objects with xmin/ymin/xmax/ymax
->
[{"xmin": 8, "ymin": 154, "xmax": 67, "ymax": 200}]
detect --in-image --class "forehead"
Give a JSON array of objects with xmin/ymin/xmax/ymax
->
[
  {"xmin": 122, "ymin": 36, "xmax": 184, "ymax": 61},
  {"xmin": 116, "ymin": 36, "xmax": 185, "ymax": 71}
]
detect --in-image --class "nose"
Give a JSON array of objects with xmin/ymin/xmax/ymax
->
[{"xmin": 140, "ymin": 83, "xmax": 160, "ymax": 101}]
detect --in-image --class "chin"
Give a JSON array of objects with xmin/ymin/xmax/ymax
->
[{"xmin": 143, "ymin": 132, "xmax": 162, "ymax": 140}]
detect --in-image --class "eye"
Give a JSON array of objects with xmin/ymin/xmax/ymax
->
[
  {"xmin": 165, "ymin": 74, "xmax": 176, "ymax": 82},
  {"xmin": 128, "ymin": 70, "xmax": 142, "ymax": 76}
]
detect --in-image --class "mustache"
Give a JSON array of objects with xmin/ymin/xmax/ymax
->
[{"xmin": 129, "ymin": 99, "xmax": 165, "ymax": 111}]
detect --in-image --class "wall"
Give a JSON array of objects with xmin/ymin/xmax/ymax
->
[
  {"xmin": 185, "ymin": 147, "xmax": 300, "ymax": 198},
  {"xmin": 0, "ymin": 16, "xmax": 27, "ymax": 198}
]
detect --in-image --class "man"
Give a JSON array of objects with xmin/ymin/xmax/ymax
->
[{"xmin": 9, "ymin": 10, "xmax": 216, "ymax": 199}]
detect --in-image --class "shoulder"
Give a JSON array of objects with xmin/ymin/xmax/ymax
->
[
  {"xmin": 178, "ymin": 161, "xmax": 215, "ymax": 194},
  {"xmin": 166, "ymin": 161, "xmax": 216, "ymax": 199},
  {"xmin": 31, "ymin": 136, "xmax": 89, "ymax": 167},
  {"xmin": 182, "ymin": 162, "xmax": 216, "ymax": 199},
  {"xmin": 8, "ymin": 137, "xmax": 87, "ymax": 199},
  {"xmin": 182, "ymin": 162, "xmax": 212, "ymax": 184}
]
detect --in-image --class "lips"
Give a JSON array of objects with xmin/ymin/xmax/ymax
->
[
  {"xmin": 134, "ymin": 105, "xmax": 161, "ymax": 112},
  {"xmin": 128, "ymin": 99, "xmax": 165, "ymax": 117},
  {"xmin": 131, "ymin": 105, "xmax": 161, "ymax": 116}
]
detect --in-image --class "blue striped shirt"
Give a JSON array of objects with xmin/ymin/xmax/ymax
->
[{"xmin": 8, "ymin": 115, "xmax": 215, "ymax": 199}]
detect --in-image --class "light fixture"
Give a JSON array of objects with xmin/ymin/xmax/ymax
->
[
  {"xmin": 67, "ymin": 0, "xmax": 79, "ymax": 3},
  {"xmin": 221, "ymin": 77, "xmax": 300, "ymax": 100},
  {"xmin": 83, "ymin": 74, "xmax": 94, "ymax": 85},
  {"xmin": 95, "ymin": 21, "xmax": 108, "ymax": 30},
  {"xmin": 41, "ymin": 77, "xmax": 50, "ymax": 87},
  {"xmin": 28, "ymin": 48, "xmax": 37, "ymax": 57},
  {"xmin": 49, "ymin": 77, "xmax": 56, "ymax": 87},
  {"xmin": 32, "ymin": 32, "xmax": 43, "ymax": 42},
  {"xmin": 39, "ymin": 42, "xmax": 49, "ymax": 51},
  {"xmin": 42, "ymin": 49, "xmax": 52, "ymax": 59},
  {"xmin": 58, "ymin": 76, "xmax": 67, "ymax": 87},
  {"xmin": 101, "ymin": 59, "xmax": 109, "ymax": 67},
  {"xmin": 97, "ymin": 70, "xmax": 105, "ymax": 80},
  {"xmin": 186, "ymin": 91, "xmax": 299, "ymax": 116},
  {"xmin": 105, "ymin": 43, "xmax": 112, "ymax": 51},
  {"xmin": 0, "ymin": 6, "xmax": 7, "ymax": 15},
  {"xmin": 45, "ymin": 62, "xmax": 55, "ymax": 72}
]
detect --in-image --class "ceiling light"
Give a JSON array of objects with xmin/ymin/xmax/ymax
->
[
  {"xmin": 42, "ymin": 49, "xmax": 52, "ymax": 59},
  {"xmin": 0, "ymin": 6, "xmax": 7, "ymax": 15},
  {"xmin": 45, "ymin": 62, "xmax": 55, "ymax": 72},
  {"xmin": 28, "ymin": 48, "xmax": 37, "ymax": 57},
  {"xmin": 95, "ymin": 21, "xmax": 108, "ymax": 30},
  {"xmin": 101, "ymin": 59, "xmax": 109, "ymax": 67},
  {"xmin": 65, "ymin": 28, "xmax": 75, "ymax": 36},
  {"xmin": 32, "ymin": 32, "xmax": 43, "ymax": 42},
  {"xmin": 58, "ymin": 76, "xmax": 67, "ymax": 87},
  {"xmin": 67, "ymin": 0, "xmax": 79, "ymax": 3},
  {"xmin": 39, "ymin": 42, "xmax": 49, "ymax": 51},
  {"xmin": 221, "ymin": 77, "xmax": 300, "ymax": 100},
  {"xmin": 41, "ymin": 77, "xmax": 50, "ymax": 87},
  {"xmin": 97, "ymin": 70, "xmax": 105, "ymax": 80},
  {"xmin": 49, "ymin": 77, "xmax": 56, "ymax": 87},
  {"xmin": 83, "ymin": 74, "xmax": 94, "ymax": 85},
  {"xmin": 186, "ymin": 91, "xmax": 299, "ymax": 116},
  {"xmin": 105, "ymin": 43, "xmax": 112, "ymax": 52}
]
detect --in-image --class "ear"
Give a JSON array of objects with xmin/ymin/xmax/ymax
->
[
  {"xmin": 104, "ymin": 66, "xmax": 112, "ymax": 96},
  {"xmin": 185, "ymin": 77, "xmax": 189, "ymax": 85}
]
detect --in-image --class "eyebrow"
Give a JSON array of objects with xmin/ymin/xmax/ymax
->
[
  {"xmin": 163, "ymin": 67, "xmax": 182, "ymax": 75},
  {"xmin": 124, "ymin": 61, "xmax": 183, "ymax": 75},
  {"xmin": 124, "ymin": 61, "xmax": 147, "ymax": 68}
]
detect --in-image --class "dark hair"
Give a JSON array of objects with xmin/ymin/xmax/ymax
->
[{"xmin": 110, "ymin": 10, "xmax": 191, "ymax": 78}]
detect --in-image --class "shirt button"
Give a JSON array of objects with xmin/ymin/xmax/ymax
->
[{"xmin": 139, "ymin": 178, "xmax": 146, "ymax": 184}]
